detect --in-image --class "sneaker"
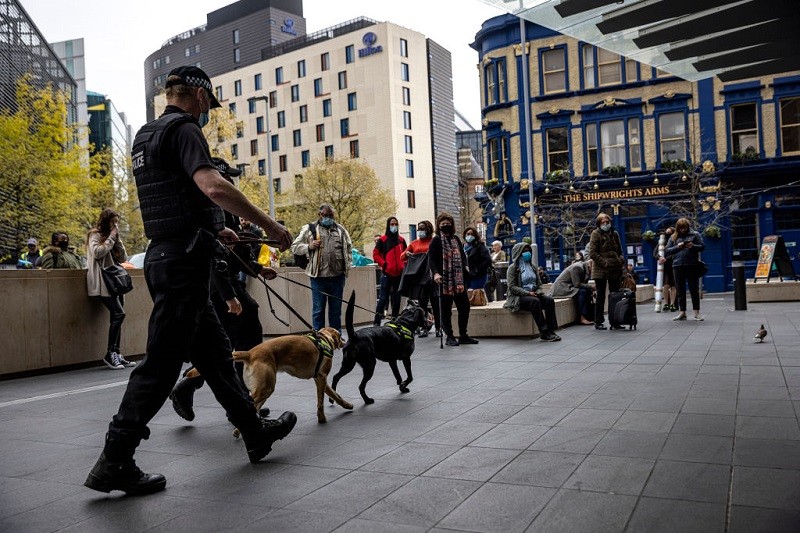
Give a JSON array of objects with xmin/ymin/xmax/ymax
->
[
  {"xmin": 661, "ymin": 304, "xmax": 669, "ymax": 312},
  {"xmin": 243, "ymin": 411, "xmax": 298, "ymax": 463},
  {"xmin": 540, "ymin": 333, "xmax": 558, "ymax": 342},
  {"xmin": 551, "ymin": 333, "xmax": 562, "ymax": 341},
  {"xmin": 693, "ymin": 314, "xmax": 704, "ymax": 321},
  {"xmin": 459, "ymin": 336, "xmax": 479, "ymax": 345},
  {"xmin": 673, "ymin": 313, "xmax": 687, "ymax": 321},
  {"xmin": 169, "ymin": 375, "xmax": 204, "ymax": 422},
  {"xmin": 445, "ymin": 336, "xmax": 459, "ymax": 347},
  {"xmin": 417, "ymin": 329, "xmax": 428, "ymax": 338},
  {"xmin": 114, "ymin": 352, "xmax": 136, "ymax": 368},
  {"xmin": 84, "ymin": 453, "xmax": 166, "ymax": 495},
  {"xmin": 670, "ymin": 305, "xmax": 678, "ymax": 312},
  {"xmin": 102, "ymin": 351, "xmax": 123, "ymax": 370}
]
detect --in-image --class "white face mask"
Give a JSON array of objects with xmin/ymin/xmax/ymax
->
[
  {"xmin": 601, "ymin": 223, "xmax": 611, "ymax": 232},
  {"xmin": 417, "ymin": 230, "xmax": 427, "ymax": 239}
]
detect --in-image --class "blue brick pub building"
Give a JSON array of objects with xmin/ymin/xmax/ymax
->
[{"xmin": 470, "ymin": 14, "xmax": 800, "ymax": 292}]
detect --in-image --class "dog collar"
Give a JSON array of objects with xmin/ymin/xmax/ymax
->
[
  {"xmin": 387, "ymin": 322, "xmax": 414, "ymax": 342},
  {"xmin": 306, "ymin": 332, "xmax": 334, "ymax": 377}
]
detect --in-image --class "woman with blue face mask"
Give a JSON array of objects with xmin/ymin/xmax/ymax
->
[
  {"xmin": 462, "ymin": 227, "xmax": 492, "ymax": 305},
  {"xmin": 503, "ymin": 243, "xmax": 561, "ymax": 341},
  {"xmin": 372, "ymin": 216, "xmax": 407, "ymax": 325},
  {"xmin": 588, "ymin": 212, "xmax": 625, "ymax": 330}
]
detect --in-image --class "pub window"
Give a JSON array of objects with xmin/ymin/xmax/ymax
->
[
  {"xmin": 659, "ymin": 112, "xmax": 686, "ymax": 162},
  {"xmin": 542, "ymin": 48, "xmax": 566, "ymax": 94},
  {"xmin": 601, "ymin": 120, "xmax": 625, "ymax": 168},
  {"xmin": 628, "ymin": 118, "xmax": 641, "ymax": 170},
  {"xmin": 730, "ymin": 102, "xmax": 759, "ymax": 155},
  {"xmin": 484, "ymin": 58, "xmax": 507, "ymax": 105},
  {"xmin": 582, "ymin": 44, "xmax": 595, "ymax": 89},
  {"xmin": 597, "ymin": 48, "xmax": 621, "ymax": 86},
  {"xmin": 586, "ymin": 123, "xmax": 598, "ymax": 173},
  {"xmin": 780, "ymin": 97, "xmax": 800, "ymax": 155},
  {"xmin": 546, "ymin": 127, "xmax": 569, "ymax": 171},
  {"xmin": 625, "ymin": 58, "xmax": 638, "ymax": 82},
  {"xmin": 487, "ymin": 137, "xmax": 509, "ymax": 181},
  {"xmin": 730, "ymin": 212, "xmax": 758, "ymax": 261}
]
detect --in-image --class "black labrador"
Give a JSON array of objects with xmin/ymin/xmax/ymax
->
[{"xmin": 331, "ymin": 292, "xmax": 432, "ymax": 404}]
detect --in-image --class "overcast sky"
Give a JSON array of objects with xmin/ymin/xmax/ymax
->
[{"xmin": 19, "ymin": 0, "xmax": 503, "ymax": 132}]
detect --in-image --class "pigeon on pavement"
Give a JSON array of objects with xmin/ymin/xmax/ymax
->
[{"xmin": 754, "ymin": 324, "xmax": 768, "ymax": 343}]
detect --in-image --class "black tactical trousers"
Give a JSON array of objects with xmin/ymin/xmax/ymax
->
[{"xmin": 107, "ymin": 237, "xmax": 261, "ymax": 458}]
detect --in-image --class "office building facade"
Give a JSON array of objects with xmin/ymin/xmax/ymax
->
[{"xmin": 471, "ymin": 14, "xmax": 800, "ymax": 292}]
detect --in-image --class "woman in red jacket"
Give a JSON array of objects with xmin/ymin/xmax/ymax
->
[{"xmin": 373, "ymin": 216, "xmax": 407, "ymax": 325}]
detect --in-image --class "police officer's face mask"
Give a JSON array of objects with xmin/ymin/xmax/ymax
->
[{"xmin": 197, "ymin": 89, "xmax": 210, "ymax": 129}]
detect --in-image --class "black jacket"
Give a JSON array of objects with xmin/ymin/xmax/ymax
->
[{"xmin": 464, "ymin": 241, "xmax": 492, "ymax": 279}]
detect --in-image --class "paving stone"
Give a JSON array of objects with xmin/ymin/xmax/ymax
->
[
  {"xmin": 528, "ymin": 489, "xmax": 636, "ymax": 532},
  {"xmin": 671, "ymin": 413, "xmax": 735, "ymax": 437},
  {"xmin": 728, "ymin": 506, "xmax": 800, "ymax": 533},
  {"xmin": 626, "ymin": 497, "xmax": 726, "ymax": 533},
  {"xmin": 642, "ymin": 459, "xmax": 731, "ymax": 503},
  {"xmin": 564, "ymin": 455, "xmax": 654, "ymax": 495},
  {"xmin": 469, "ymin": 423, "xmax": 549, "ymax": 450},
  {"xmin": 734, "ymin": 438, "xmax": 800, "ymax": 469},
  {"xmin": 736, "ymin": 399, "xmax": 797, "ymax": 418},
  {"xmin": 359, "ymin": 442, "xmax": 460, "ymax": 476},
  {"xmin": 592, "ymin": 430, "xmax": 668, "ymax": 459},
  {"xmin": 491, "ymin": 450, "xmax": 585, "ymax": 487},
  {"xmin": 660, "ymin": 434, "xmax": 733, "ymax": 464},
  {"xmin": 422, "ymin": 446, "xmax": 518, "ymax": 482},
  {"xmin": 504, "ymin": 406, "xmax": 572, "ymax": 426},
  {"xmin": 555, "ymin": 408, "xmax": 623, "ymax": 429},
  {"xmin": 528, "ymin": 427, "xmax": 607, "ymax": 454},
  {"xmin": 731, "ymin": 466, "xmax": 800, "ymax": 510},
  {"xmin": 612, "ymin": 410, "xmax": 677, "ymax": 433},
  {"xmin": 735, "ymin": 416, "xmax": 800, "ymax": 440}
]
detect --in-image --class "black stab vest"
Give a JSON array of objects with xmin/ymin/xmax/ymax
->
[{"xmin": 131, "ymin": 112, "xmax": 224, "ymax": 240}]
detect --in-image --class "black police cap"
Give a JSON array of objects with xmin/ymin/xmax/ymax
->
[{"xmin": 165, "ymin": 66, "xmax": 221, "ymax": 108}]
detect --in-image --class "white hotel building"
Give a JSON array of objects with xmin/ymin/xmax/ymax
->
[{"xmin": 203, "ymin": 18, "xmax": 458, "ymax": 240}]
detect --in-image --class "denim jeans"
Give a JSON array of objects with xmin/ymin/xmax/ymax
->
[
  {"xmin": 311, "ymin": 274, "xmax": 346, "ymax": 332},
  {"xmin": 374, "ymin": 273, "xmax": 401, "ymax": 325}
]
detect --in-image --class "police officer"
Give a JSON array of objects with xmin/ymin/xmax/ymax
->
[{"xmin": 84, "ymin": 66, "xmax": 296, "ymax": 496}]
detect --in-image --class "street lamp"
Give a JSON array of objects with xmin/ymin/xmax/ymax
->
[
  {"xmin": 518, "ymin": 0, "xmax": 538, "ymax": 266},
  {"xmin": 247, "ymin": 95, "xmax": 275, "ymax": 218}
]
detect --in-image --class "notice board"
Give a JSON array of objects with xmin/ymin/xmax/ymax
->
[{"xmin": 754, "ymin": 235, "xmax": 796, "ymax": 282}]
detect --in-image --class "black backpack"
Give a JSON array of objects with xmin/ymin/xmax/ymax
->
[{"xmin": 293, "ymin": 222, "xmax": 316, "ymax": 269}]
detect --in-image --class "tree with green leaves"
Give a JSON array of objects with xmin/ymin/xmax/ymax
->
[{"xmin": 275, "ymin": 157, "xmax": 397, "ymax": 248}]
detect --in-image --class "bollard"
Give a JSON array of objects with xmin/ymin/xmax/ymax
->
[{"xmin": 733, "ymin": 261, "xmax": 747, "ymax": 311}]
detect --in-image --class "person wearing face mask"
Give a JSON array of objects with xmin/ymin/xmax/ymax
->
[
  {"xmin": 84, "ymin": 66, "xmax": 297, "ymax": 496},
  {"xmin": 589, "ymin": 212, "xmax": 625, "ymax": 330},
  {"xmin": 40, "ymin": 232, "xmax": 82, "ymax": 269},
  {"xmin": 429, "ymin": 213, "xmax": 478, "ymax": 346},
  {"xmin": 401, "ymin": 220, "xmax": 438, "ymax": 336},
  {"xmin": 291, "ymin": 203, "xmax": 353, "ymax": 332},
  {"xmin": 462, "ymin": 227, "xmax": 492, "ymax": 305},
  {"xmin": 504, "ymin": 243, "xmax": 561, "ymax": 341},
  {"xmin": 372, "ymin": 217, "xmax": 407, "ymax": 325}
]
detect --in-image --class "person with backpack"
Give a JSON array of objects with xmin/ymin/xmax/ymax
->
[
  {"xmin": 589, "ymin": 212, "xmax": 624, "ymax": 330},
  {"xmin": 372, "ymin": 217, "xmax": 407, "ymax": 325},
  {"xmin": 290, "ymin": 204, "xmax": 352, "ymax": 332}
]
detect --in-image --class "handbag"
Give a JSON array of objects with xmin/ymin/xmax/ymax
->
[
  {"xmin": 696, "ymin": 260, "xmax": 709, "ymax": 278},
  {"xmin": 620, "ymin": 272, "xmax": 637, "ymax": 291},
  {"xmin": 101, "ymin": 263, "xmax": 133, "ymax": 296},
  {"xmin": 468, "ymin": 288, "xmax": 488, "ymax": 307}
]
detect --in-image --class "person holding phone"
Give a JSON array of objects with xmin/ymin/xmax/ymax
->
[{"xmin": 664, "ymin": 217, "xmax": 705, "ymax": 321}]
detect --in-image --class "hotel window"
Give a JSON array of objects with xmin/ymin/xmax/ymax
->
[
  {"xmin": 228, "ymin": 102, "xmax": 236, "ymax": 114},
  {"xmin": 340, "ymin": 118, "xmax": 350, "ymax": 137},
  {"xmin": 231, "ymin": 144, "xmax": 238, "ymax": 160},
  {"xmin": 406, "ymin": 160, "xmax": 415, "ymax": 178},
  {"xmin": 299, "ymin": 105, "xmax": 308, "ymax": 123},
  {"xmin": 215, "ymin": 86, "xmax": 223, "ymax": 101},
  {"xmin": 236, "ymin": 122, "xmax": 244, "ymax": 138},
  {"xmin": 404, "ymin": 135, "xmax": 413, "ymax": 154},
  {"xmin": 325, "ymin": 145, "xmax": 334, "ymax": 159},
  {"xmin": 295, "ymin": 174, "xmax": 303, "ymax": 189},
  {"xmin": 234, "ymin": 80, "xmax": 242, "ymax": 96},
  {"xmin": 233, "ymin": 48, "xmax": 240, "ymax": 63},
  {"xmin": 275, "ymin": 66, "xmax": 284, "ymax": 85},
  {"xmin": 293, "ymin": 129, "xmax": 302, "ymax": 147},
  {"xmin": 258, "ymin": 159, "xmax": 265, "ymax": 175},
  {"xmin": 279, "ymin": 155, "xmax": 287, "ymax": 172},
  {"xmin": 484, "ymin": 58, "xmax": 507, "ymax": 105},
  {"xmin": 598, "ymin": 48, "xmax": 621, "ymax": 86},
  {"xmin": 338, "ymin": 71, "xmax": 347, "ymax": 89},
  {"xmin": 273, "ymin": 177, "xmax": 281, "ymax": 193},
  {"xmin": 321, "ymin": 52, "xmax": 330, "ymax": 71},
  {"xmin": 350, "ymin": 140, "xmax": 359, "ymax": 158},
  {"xmin": 269, "ymin": 91, "xmax": 277, "ymax": 108},
  {"xmin": 233, "ymin": 29, "xmax": 240, "ymax": 44},
  {"xmin": 625, "ymin": 58, "xmax": 638, "ymax": 82},
  {"xmin": 582, "ymin": 45, "xmax": 595, "ymax": 89},
  {"xmin": 546, "ymin": 127, "xmax": 569, "ymax": 171},
  {"xmin": 403, "ymin": 111, "xmax": 412, "ymax": 129},
  {"xmin": 297, "ymin": 59, "xmax": 306, "ymax": 78},
  {"xmin": 780, "ymin": 97, "xmax": 800, "ymax": 154},
  {"xmin": 628, "ymin": 118, "xmax": 641, "ymax": 170},
  {"xmin": 400, "ymin": 38, "xmax": 408, "ymax": 57},
  {"xmin": 659, "ymin": 112, "xmax": 687, "ymax": 162},
  {"xmin": 250, "ymin": 139, "xmax": 258, "ymax": 156},
  {"xmin": 402, "ymin": 87, "xmax": 411, "ymax": 106},
  {"xmin": 316, "ymin": 124, "xmax": 325, "ymax": 142},
  {"xmin": 254, "ymin": 73, "xmax": 262, "ymax": 90},
  {"xmin": 323, "ymin": 98, "xmax": 332, "ymax": 117},
  {"xmin": 256, "ymin": 117, "xmax": 265, "ymax": 134},
  {"xmin": 542, "ymin": 49, "xmax": 566, "ymax": 94},
  {"xmin": 314, "ymin": 78, "xmax": 323, "ymax": 97},
  {"xmin": 348, "ymin": 92, "xmax": 357, "ymax": 111},
  {"xmin": 249, "ymin": 99, "xmax": 256, "ymax": 114},
  {"xmin": 271, "ymin": 134, "xmax": 279, "ymax": 152},
  {"xmin": 345, "ymin": 45, "xmax": 354, "ymax": 64},
  {"xmin": 291, "ymin": 84, "xmax": 299, "ymax": 102},
  {"xmin": 401, "ymin": 63, "xmax": 410, "ymax": 82},
  {"xmin": 730, "ymin": 103, "xmax": 758, "ymax": 155},
  {"xmin": 407, "ymin": 189, "xmax": 416, "ymax": 208},
  {"xmin": 301, "ymin": 150, "xmax": 310, "ymax": 168},
  {"xmin": 277, "ymin": 110, "xmax": 285, "ymax": 128}
]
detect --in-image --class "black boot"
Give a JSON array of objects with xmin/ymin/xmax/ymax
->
[
  {"xmin": 169, "ymin": 374, "xmax": 204, "ymax": 421},
  {"xmin": 84, "ymin": 453, "xmax": 166, "ymax": 495},
  {"xmin": 242, "ymin": 411, "xmax": 298, "ymax": 463}
]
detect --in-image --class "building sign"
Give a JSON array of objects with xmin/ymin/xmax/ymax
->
[
  {"xmin": 358, "ymin": 32, "xmax": 383, "ymax": 58},
  {"xmin": 281, "ymin": 18, "xmax": 297, "ymax": 35},
  {"xmin": 540, "ymin": 184, "xmax": 674, "ymax": 204}
]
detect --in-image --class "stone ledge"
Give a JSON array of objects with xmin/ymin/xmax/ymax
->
[{"xmin": 746, "ymin": 280, "xmax": 800, "ymax": 302}]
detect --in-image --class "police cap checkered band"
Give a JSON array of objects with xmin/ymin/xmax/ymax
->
[
  {"xmin": 165, "ymin": 66, "xmax": 221, "ymax": 108},
  {"xmin": 210, "ymin": 157, "xmax": 242, "ymax": 177}
]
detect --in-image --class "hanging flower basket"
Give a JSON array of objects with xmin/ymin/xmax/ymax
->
[
  {"xmin": 642, "ymin": 230, "xmax": 656, "ymax": 242},
  {"xmin": 703, "ymin": 225, "xmax": 721, "ymax": 239}
]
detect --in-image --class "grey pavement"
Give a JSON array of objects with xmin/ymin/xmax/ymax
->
[{"xmin": 2, "ymin": 294, "xmax": 800, "ymax": 532}]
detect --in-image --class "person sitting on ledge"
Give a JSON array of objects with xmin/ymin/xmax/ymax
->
[
  {"xmin": 504, "ymin": 243, "xmax": 561, "ymax": 342},
  {"xmin": 547, "ymin": 259, "xmax": 595, "ymax": 325}
]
